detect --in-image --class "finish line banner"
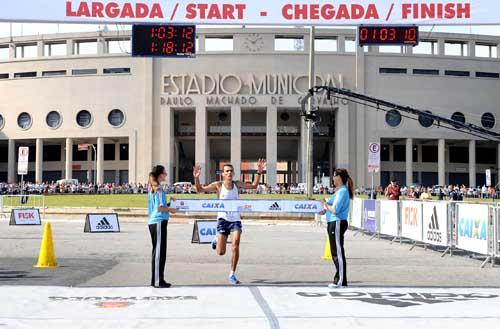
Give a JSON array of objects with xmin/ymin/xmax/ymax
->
[
  {"xmin": 172, "ymin": 199, "xmax": 322, "ymax": 213},
  {"xmin": 0, "ymin": 1, "xmax": 497, "ymax": 26}
]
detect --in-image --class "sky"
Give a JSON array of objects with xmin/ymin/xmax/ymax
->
[{"xmin": 2, "ymin": 23, "xmax": 500, "ymax": 37}]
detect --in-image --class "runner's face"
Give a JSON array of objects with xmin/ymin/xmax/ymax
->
[{"xmin": 223, "ymin": 166, "xmax": 234, "ymax": 180}]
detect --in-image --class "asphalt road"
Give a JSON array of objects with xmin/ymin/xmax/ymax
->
[{"xmin": 1, "ymin": 219, "xmax": 499, "ymax": 287}]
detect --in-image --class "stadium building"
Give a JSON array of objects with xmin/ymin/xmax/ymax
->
[{"xmin": 1, "ymin": 27, "xmax": 500, "ymax": 188}]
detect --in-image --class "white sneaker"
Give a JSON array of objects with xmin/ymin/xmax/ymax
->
[{"xmin": 328, "ymin": 283, "xmax": 345, "ymax": 289}]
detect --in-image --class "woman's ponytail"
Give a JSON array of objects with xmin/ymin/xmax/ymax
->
[
  {"xmin": 347, "ymin": 177, "xmax": 354, "ymax": 199},
  {"xmin": 149, "ymin": 165, "xmax": 165, "ymax": 193},
  {"xmin": 334, "ymin": 168, "xmax": 354, "ymax": 199}
]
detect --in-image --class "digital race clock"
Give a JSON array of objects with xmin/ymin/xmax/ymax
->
[
  {"xmin": 358, "ymin": 26, "xmax": 419, "ymax": 47},
  {"xmin": 132, "ymin": 24, "xmax": 196, "ymax": 58}
]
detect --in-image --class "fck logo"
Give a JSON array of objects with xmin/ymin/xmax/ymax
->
[{"xmin": 18, "ymin": 213, "xmax": 35, "ymax": 219}]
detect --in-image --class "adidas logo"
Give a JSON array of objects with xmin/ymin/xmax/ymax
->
[
  {"xmin": 269, "ymin": 202, "xmax": 281, "ymax": 211},
  {"xmin": 426, "ymin": 206, "xmax": 442, "ymax": 242},
  {"xmin": 96, "ymin": 217, "xmax": 113, "ymax": 230}
]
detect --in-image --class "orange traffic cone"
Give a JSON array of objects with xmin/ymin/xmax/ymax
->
[
  {"xmin": 322, "ymin": 236, "xmax": 332, "ymax": 260},
  {"xmin": 34, "ymin": 222, "xmax": 58, "ymax": 268}
]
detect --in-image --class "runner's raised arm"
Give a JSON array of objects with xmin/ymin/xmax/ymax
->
[
  {"xmin": 193, "ymin": 165, "xmax": 219, "ymax": 193},
  {"xmin": 238, "ymin": 159, "xmax": 266, "ymax": 190}
]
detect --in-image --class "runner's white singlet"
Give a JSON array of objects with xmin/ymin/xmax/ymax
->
[{"xmin": 217, "ymin": 181, "xmax": 240, "ymax": 222}]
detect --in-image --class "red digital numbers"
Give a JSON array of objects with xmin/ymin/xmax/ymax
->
[{"xmin": 359, "ymin": 26, "xmax": 418, "ymax": 46}]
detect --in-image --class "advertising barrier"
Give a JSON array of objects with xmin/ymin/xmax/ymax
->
[
  {"xmin": 363, "ymin": 199, "xmax": 377, "ymax": 233},
  {"xmin": 350, "ymin": 198, "xmax": 363, "ymax": 229},
  {"xmin": 456, "ymin": 204, "xmax": 489, "ymax": 255},
  {"xmin": 401, "ymin": 201, "xmax": 423, "ymax": 242},
  {"xmin": 0, "ymin": 0, "xmax": 496, "ymax": 26},
  {"xmin": 379, "ymin": 200, "xmax": 399, "ymax": 237},
  {"xmin": 9, "ymin": 208, "xmax": 41, "ymax": 225},
  {"xmin": 191, "ymin": 220, "xmax": 231, "ymax": 244},
  {"xmin": 172, "ymin": 199, "xmax": 321, "ymax": 214},
  {"xmin": 422, "ymin": 202, "xmax": 448, "ymax": 247},
  {"xmin": 84, "ymin": 214, "xmax": 120, "ymax": 233}
]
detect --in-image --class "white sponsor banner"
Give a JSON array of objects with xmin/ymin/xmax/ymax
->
[
  {"xmin": 17, "ymin": 147, "xmax": 29, "ymax": 176},
  {"xmin": 9, "ymin": 208, "xmax": 41, "ymax": 225},
  {"xmin": 457, "ymin": 203, "xmax": 489, "ymax": 255},
  {"xmin": 400, "ymin": 201, "xmax": 422, "ymax": 241},
  {"xmin": 192, "ymin": 220, "xmax": 226, "ymax": 244},
  {"xmin": 172, "ymin": 199, "xmax": 321, "ymax": 213},
  {"xmin": 350, "ymin": 198, "xmax": 363, "ymax": 229},
  {"xmin": 379, "ymin": 200, "xmax": 399, "ymax": 237},
  {"xmin": 84, "ymin": 214, "xmax": 120, "ymax": 233},
  {"xmin": 0, "ymin": 1, "xmax": 495, "ymax": 26},
  {"xmin": 422, "ymin": 202, "xmax": 448, "ymax": 246}
]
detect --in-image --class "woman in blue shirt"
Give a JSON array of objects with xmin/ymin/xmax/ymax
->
[
  {"xmin": 148, "ymin": 165, "xmax": 176, "ymax": 288},
  {"xmin": 322, "ymin": 168, "xmax": 354, "ymax": 288}
]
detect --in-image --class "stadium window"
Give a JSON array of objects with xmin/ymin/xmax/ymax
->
[
  {"xmin": 17, "ymin": 112, "xmax": 32, "ymax": 130},
  {"xmin": 76, "ymin": 110, "xmax": 92, "ymax": 128},
  {"xmin": 379, "ymin": 46, "xmax": 402, "ymax": 54},
  {"xmin": 0, "ymin": 46, "xmax": 9, "ymax": 60},
  {"xmin": 451, "ymin": 112, "xmax": 466, "ymax": 128},
  {"xmin": 104, "ymin": 144, "xmax": 115, "ymax": 161},
  {"xmin": 475, "ymin": 43, "xmax": 497, "ymax": 58},
  {"xmin": 74, "ymin": 40, "xmax": 98, "ymax": 55},
  {"xmin": 72, "ymin": 145, "xmax": 88, "ymax": 161},
  {"xmin": 274, "ymin": 35, "xmax": 304, "ymax": 51},
  {"xmin": 46, "ymin": 111, "xmax": 62, "ymax": 129},
  {"xmin": 72, "ymin": 68, "xmax": 98, "ymax": 75},
  {"xmin": 449, "ymin": 146, "xmax": 468, "ymax": 163},
  {"xmin": 205, "ymin": 36, "xmax": 233, "ymax": 51},
  {"xmin": 344, "ymin": 39, "xmax": 356, "ymax": 52},
  {"xmin": 418, "ymin": 111, "xmax": 434, "ymax": 128},
  {"xmin": 476, "ymin": 147, "xmax": 496, "ymax": 164},
  {"xmin": 393, "ymin": 145, "xmax": 406, "ymax": 162},
  {"xmin": 476, "ymin": 72, "xmax": 500, "ymax": 79},
  {"xmin": 421, "ymin": 146, "xmax": 438, "ymax": 163},
  {"xmin": 0, "ymin": 145, "xmax": 7, "ymax": 162},
  {"xmin": 108, "ymin": 109, "xmax": 125, "ymax": 127},
  {"xmin": 107, "ymin": 39, "xmax": 131, "ymax": 54},
  {"xmin": 15, "ymin": 44, "xmax": 37, "ymax": 58},
  {"xmin": 381, "ymin": 144, "xmax": 390, "ymax": 161},
  {"xmin": 120, "ymin": 144, "xmax": 129, "ymax": 161},
  {"xmin": 314, "ymin": 37, "xmax": 337, "ymax": 52},
  {"xmin": 14, "ymin": 71, "xmax": 37, "ymax": 78},
  {"xmin": 413, "ymin": 40, "xmax": 436, "ymax": 55},
  {"xmin": 379, "ymin": 68, "xmax": 407, "ymax": 74},
  {"xmin": 43, "ymin": 145, "xmax": 62, "ymax": 162},
  {"xmin": 413, "ymin": 69, "xmax": 439, "ymax": 75},
  {"xmin": 444, "ymin": 41, "xmax": 467, "ymax": 56},
  {"xmin": 385, "ymin": 109, "xmax": 402, "ymax": 127},
  {"xmin": 42, "ymin": 70, "xmax": 66, "ymax": 77},
  {"xmin": 0, "ymin": 73, "xmax": 8, "ymax": 79},
  {"xmin": 44, "ymin": 42, "xmax": 66, "ymax": 56},
  {"xmin": 0, "ymin": 114, "xmax": 4, "ymax": 130},
  {"xmin": 445, "ymin": 70, "xmax": 470, "ymax": 77},
  {"xmin": 481, "ymin": 112, "xmax": 495, "ymax": 129},
  {"xmin": 103, "ymin": 68, "xmax": 131, "ymax": 74}
]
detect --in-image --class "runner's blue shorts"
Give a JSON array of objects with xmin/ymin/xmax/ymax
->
[{"xmin": 217, "ymin": 219, "xmax": 242, "ymax": 236}]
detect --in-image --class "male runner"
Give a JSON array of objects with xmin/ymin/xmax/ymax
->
[{"xmin": 193, "ymin": 159, "xmax": 266, "ymax": 284}]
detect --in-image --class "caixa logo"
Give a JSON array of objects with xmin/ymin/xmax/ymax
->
[
  {"xmin": 202, "ymin": 203, "xmax": 225, "ymax": 209},
  {"xmin": 294, "ymin": 203, "xmax": 318, "ymax": 210},
  {"xmin": 200, "ymin": 228, "xmax": 217, "ymax": 236}
]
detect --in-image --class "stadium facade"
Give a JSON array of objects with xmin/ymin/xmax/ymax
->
[{"xmin": 1, "ymin": 27, "xmax": 500, "ymax": 188}]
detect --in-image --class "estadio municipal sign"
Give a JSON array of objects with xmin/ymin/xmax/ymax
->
[{"xmin": 0, "ymin": 1, "xmax": 496, "ymax": 25}]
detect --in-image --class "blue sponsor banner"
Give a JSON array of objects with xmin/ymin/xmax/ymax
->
[
  {"xmin": 363, "ymin": 199, "xmax": 377, "ymax": 233},
  {"xmin": 172, "ymin": 199, "xmax": 322, "ymax": 214}
]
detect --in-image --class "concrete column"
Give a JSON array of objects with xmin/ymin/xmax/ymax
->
[
  {"xmin": 497, "ymin": 44, "xmax": 500, "ymax": 59},
  {"xmin": 87, "ymin": 148, "xmax": 93, "ymax": 183},
  {"xmin": 96, "ymin": 137, "xmax": 104, "ymax": 184},
  {"xmin": 355, "ymin": 40, "xmax": 367, "ymax": 187},
  {"xmin": 335, "ymin": 107, "xmax": 350, "ymax": 170},
  {"xmin": 66, "ymin": 39, "xmax": 74, "ymax": 56},
  {"xmin": 438, "ymin": 39, "xmax": 445, "ymax": 56},
  {"xmin": 37, "ymin": 41, "xmax": 44, "ymax": 57},
  {"xmin": 65, "ymin": 138, "xmax": 73, "ymax": 180},
  {"xmin": 198, "ymin": 35, "xmax": 206, "ymax": 52},
  {"xmin": 163, "ymin": 108, "xmax": 175, "ymax": 184},
  {"xmin": 438, "ymin": 139, "xmax": 446, "ymax": 186},
  {"xmin": 129, "ymin": 131, "xmax": 137, "ymax": 184},
  {"xmin": 9, "ymin": 43, "xmax": 15, "ymax": 59},
  {"xmin": 97, "ymin": 37, "xmax": 106, "ymax": 55},
  {"xmin": 468, "ymin": 41, "xmax": 475, "ymax": 57},
  {"xmin": 497, "ymin": 143, "xmax": 500, "ymax": 184},
  {"xmin": 266, "ymin": 106, "xmax": 278, "ymax": 187},
  {"xmin": 7, "ymin": 139, "xmax": 16, "ymax": 183},
  {"xmin": 405, "ymin": 138, "xmax": 413, "ymax": 187},
  {"xmin": 329, "ymin": 141, "xmax": 335, "ymax": 179},
  {"xmin": 230, "ymin": 106, "xmax": 242, "ymax": 180},
  {"xmin": 298, "ymin": 120, "xmax": 306, "ymax": 182},
  {"xmin": 469, "ymin": 140, "xmax": 476, "ymax": 187},
  {"xmin": 405, "ymin": 45, "xmax": 413, "ymax": 55},
  {"xmin": 35, "ymin": 138, "xmax": 43, "ymax": 183},
  {"xmin": 195, "ymin": 107, "xmax": 208, "ymax": 182},
  {"xmin": 337, "ymin": 36, "xmax": 346, "ymax": 53}
]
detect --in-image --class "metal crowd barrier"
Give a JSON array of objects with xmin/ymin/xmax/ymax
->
[
  {"xmin": 0, "ymin": 195, "xmax": 46, "ymax": 220},
  {"xmin": 349, "ymin": 198, "xmax": 498, "ymax": 268}
]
